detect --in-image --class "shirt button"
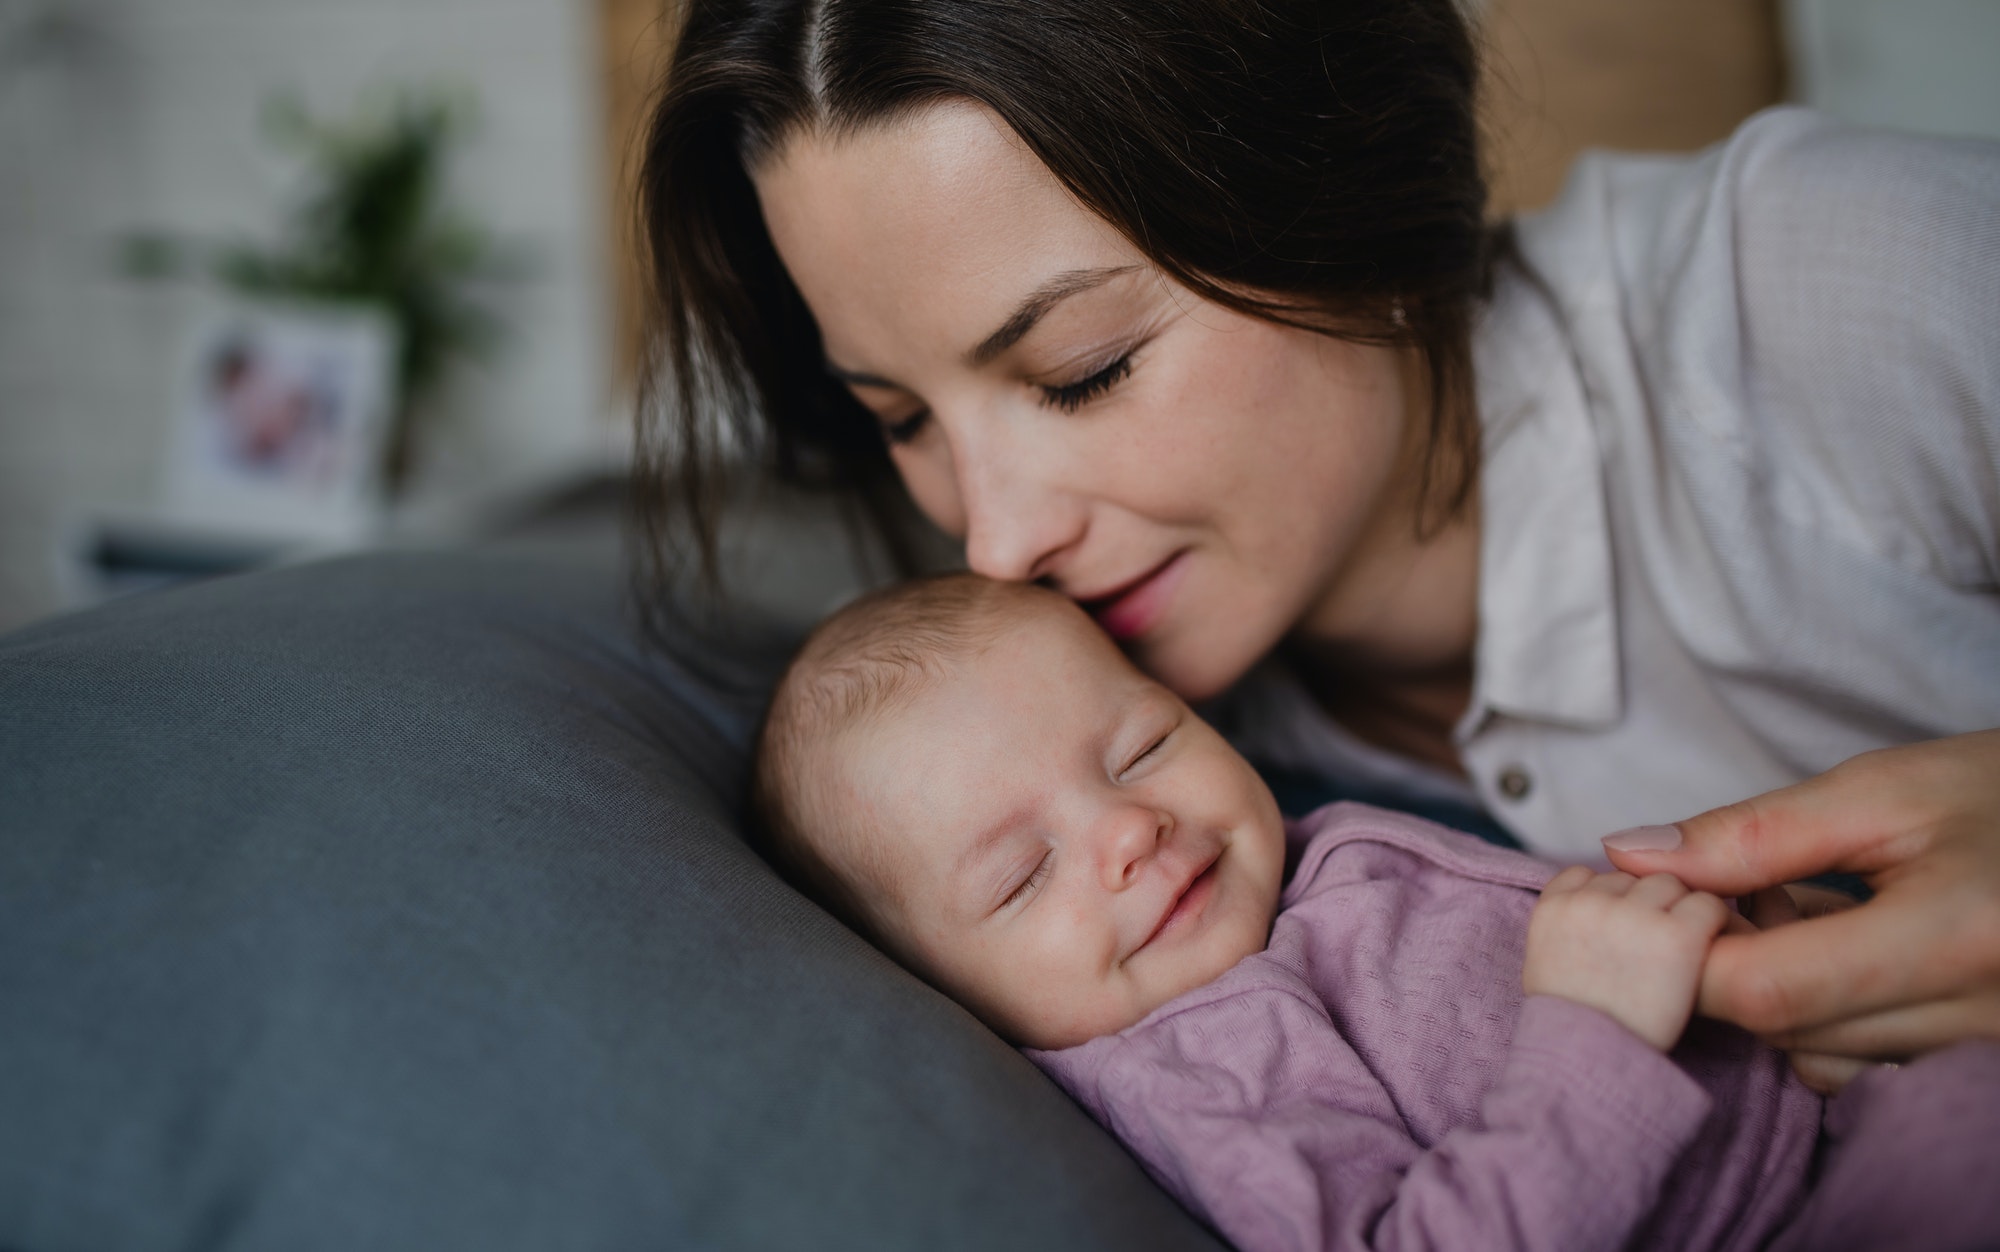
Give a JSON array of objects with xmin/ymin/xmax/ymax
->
[{"xmin": 1496, "ymin": 766, "xmax": 1533, "ymax": 801}]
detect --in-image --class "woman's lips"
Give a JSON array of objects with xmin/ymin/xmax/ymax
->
[
  {"xmin": 1084, "ymin": 551, "xmax": 1189, "ymax": 642},
  {"xmin": 1141, "ymin": 858, "xmax": 1220, "ymax": 951}
]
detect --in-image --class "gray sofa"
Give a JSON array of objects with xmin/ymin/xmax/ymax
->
[{"xmin": 0, "ymin": 539, "xmax": 1223, "ymax": 1250}]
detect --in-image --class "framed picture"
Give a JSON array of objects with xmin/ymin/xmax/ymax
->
[{"xmin": 161, "ymin": 296, "xmax": 400, "ymax": 543}]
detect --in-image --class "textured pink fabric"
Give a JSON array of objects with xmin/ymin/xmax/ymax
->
[
  {"xmin": 1027, "ymin": 803, "xmax": 1824, "ymax": 1252},
  {"xmin": 1769, "ymin": 1041, "xmax": 2000, "ymax": 1252}
]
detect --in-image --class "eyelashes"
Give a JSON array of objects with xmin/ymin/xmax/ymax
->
[
  {"xmin": 882, "ymin": 410, "xmax": 929, "ymax": 445},
  {"xmin": 875, "ymin": 349, "xmax": 1139, "ymax": 445},
  {"xmin": 991, "ymin": 722, "xmax": 1173, "ymax": 913},
  {"xmin": 1122, "ymin": 731, "xmax": 1171, "ymax": 777},
  {"xmin": 1039, "ymin": 352, "xmax": 1133, "ymax": 415},
  {"xmin": 1002, "ymin": 852, "xmax": 1052, "ymax": 909}
]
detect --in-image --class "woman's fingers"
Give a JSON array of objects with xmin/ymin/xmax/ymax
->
[
  {"xmin": 1781, "ymin": 883, "xmax": 1860, "ymax": 921},
  {"xmin": 1603, "ymin": 774, "xmax": 1892, "ymax": 897},
  {"xmin": 1786, "ymin": 1051, "xmax": 1871, "ymax": 1096},
  {"xmin": 1602, "ymin": 731, "xmax": 2000, "ymax": 894},
  {"xmin": 1695, "ymin": 883, "xmax": 1970, "ymax": 1036},
  {"xmin": 1594, "ymin": 732, "xmax": 2000, "ymax": 1059},
  {"xmin": 1765, "ymin": 995, "xmax": 2000, "ymax": 1061},
  {"xmin": 1743, "ymin": 885, "xmax": 1801, "ymax": 930}
]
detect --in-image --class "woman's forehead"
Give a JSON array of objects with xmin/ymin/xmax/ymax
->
[
  {"xmin": 751, "ymin": 101, "xmax": 1138, "ymax": 370},
  {"xmin": 756, "ymin": 99, "xmax": 1031, "ymax": 203}
]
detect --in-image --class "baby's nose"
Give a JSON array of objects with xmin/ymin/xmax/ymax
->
[{"xmin": 1098, "ymin": 804, "xmax": 1171, "ymax": 890}]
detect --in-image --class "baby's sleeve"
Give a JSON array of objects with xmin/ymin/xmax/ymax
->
[{"xmin": 1090, "ymin": 989, "xmax": 1713, "ymax": 1252}]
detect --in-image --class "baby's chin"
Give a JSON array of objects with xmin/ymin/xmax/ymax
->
[
  {"xmin": 1011, "ymin": 922, "xmax": 1274, "ymax": 1051},
  {"xmin": 1007, "ymin": 998, "xmax": 1156, "ymax": 1053}
]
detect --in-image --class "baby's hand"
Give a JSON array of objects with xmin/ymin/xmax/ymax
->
[{"xmin": 1523, "ymin": 868, "xmax": 1734, "ymax": 1051}]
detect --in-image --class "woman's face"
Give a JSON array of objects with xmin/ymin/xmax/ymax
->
[{"xmin": 754, "ymin": 101, "xmax": 1424, "ymax": 701}]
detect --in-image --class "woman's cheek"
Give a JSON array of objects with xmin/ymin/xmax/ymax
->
[
  {"xmin": 1132, "ymin": 606, "xmax": 1267, "ymax": 704},
  {"xmin": 889, "ymin": 443, "xmax": 966, "ymax": 538}
]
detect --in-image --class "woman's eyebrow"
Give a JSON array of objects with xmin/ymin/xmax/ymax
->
[
  {"xmin": 824, "ymin": 266, "xmax": 1138, "ymax": 390},
  {"xmin": 966, "ymin": 265, "xmax": 1137, "ymax": 367}
]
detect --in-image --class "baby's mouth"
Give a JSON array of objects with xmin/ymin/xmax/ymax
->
[{"xmin": 1139, "ymin": 854, "xmax": 1222, "ymax": 952}]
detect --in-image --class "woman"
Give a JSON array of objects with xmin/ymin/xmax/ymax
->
[{"xmin": 634, "ymin": 0, "xmax": 2000, "ymax": 1086}]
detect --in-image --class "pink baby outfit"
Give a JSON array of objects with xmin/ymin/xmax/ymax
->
[{"xmin": 1028, "ymin": 804, "xmax": 2000, "ymax": 1252}]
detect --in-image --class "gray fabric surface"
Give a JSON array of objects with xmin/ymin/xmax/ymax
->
[{"xmin": 0, "ymin": 547, "xmax": 1223, "ymax": 1252}]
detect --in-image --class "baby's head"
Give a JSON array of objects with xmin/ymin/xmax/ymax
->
[{"xmin": 755, "ymin": 574, "xmax": 1286, "ymax": 1050}]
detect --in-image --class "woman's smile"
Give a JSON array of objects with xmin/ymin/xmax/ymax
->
[
  {"xmin": 647, "ymin": 0, "xmax": 2000, "ymax": 1121},
  {"xmin": 1078, "ymin": 550, "xmax": 1191, "ymax": 642},
  {"xmin": 753, "ymin": 100, "xmax": 1469, "ymax": 703}
]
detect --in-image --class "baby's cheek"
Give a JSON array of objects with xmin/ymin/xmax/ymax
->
[
  {"xmin": 1090, "ymin": 973, "xmax": 1167, "ymax": 1041},
  {"xmin": 1007, "ymin": 972, "xmax": 1149, "ymax": 1051},
  {"xmin": 1128, "ymin": 944, "xmax": 1227, "ymax": 1024}
]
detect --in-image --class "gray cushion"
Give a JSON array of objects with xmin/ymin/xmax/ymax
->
[{"xmin": 0, "ymin": 547, "xmax": 1223, "ymax": 1252}]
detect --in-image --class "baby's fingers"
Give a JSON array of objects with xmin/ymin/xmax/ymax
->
[
  {"xmin": 1582, "ymin": 871, "xmax": 1641, "ymax": 897},
  {"xmin": 1541, "ymin": 864, "xmax": 1598, "ymax": 896},
  {"xmin": 1627, "ymin": 872, "xmax": 1692, "ymax": 911},
  {"xmin": 1670, "ymin": 888, "xmax": 1733, "ymax": 938}
]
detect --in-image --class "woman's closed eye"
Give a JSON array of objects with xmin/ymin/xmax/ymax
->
[
  {"xmin": 1039, "ymin": 351, "xmax": 1133, "ymax": 414},
  {"xmin": 882, "ymin": 409, "xmax": 931, "ymax": 445},
  {"xmin": 876, "ymin": 345, "xmax": 1142, "ymax": 444}
]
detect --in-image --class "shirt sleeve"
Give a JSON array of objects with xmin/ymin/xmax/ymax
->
[{"xmin": 1089, "ymin": 991, "xmax": 1712, "ymax": 1252}]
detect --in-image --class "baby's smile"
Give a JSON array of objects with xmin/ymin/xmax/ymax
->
[
  {"xmin": 1133, "ymin": 852, "xmax": 1226, "ymax": 959},
  {"xmin": 824, "ymin": 591, "xmax": 1288, "ymax": 1049}
]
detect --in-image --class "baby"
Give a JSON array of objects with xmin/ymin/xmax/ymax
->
[{"xmin": 753, "ymin": 573, "xmax": 1999, "ymax": 1252}]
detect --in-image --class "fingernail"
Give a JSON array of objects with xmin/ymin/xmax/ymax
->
[{"xmin": 1602, "ymin": 824, "xmax": 1682, "ymax": 853}]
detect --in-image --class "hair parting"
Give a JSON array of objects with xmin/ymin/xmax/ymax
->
[{"xmin": 634, "ymin": 0, "xmax": 1506, "ymax": 613}]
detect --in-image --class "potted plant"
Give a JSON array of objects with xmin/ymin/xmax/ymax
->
[{"xmin": 126, "ymin": 88, "xmax": 523, "ymax": 496}]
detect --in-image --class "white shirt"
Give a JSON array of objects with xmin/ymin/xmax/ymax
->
[{"xmin": 1226, "ymin": 108, "xmax": 2000, "ymax": 862}]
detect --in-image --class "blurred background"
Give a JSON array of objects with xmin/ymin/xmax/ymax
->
[{"xmin": 2, "ymin": 0, "xmax": 1996, "ymax": 634}]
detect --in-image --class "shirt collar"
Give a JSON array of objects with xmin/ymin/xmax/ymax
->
[{"xmin": 1462, "ymin": 267, "xmax": 1623, "ymax": 736}]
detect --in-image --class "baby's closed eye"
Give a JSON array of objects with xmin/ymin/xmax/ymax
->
[
  {"xmin": 1118, "ymin": 722, "xmax": 1179, "ymax": 780},
  {"xmin": 1001, "ymin": 852, "xmax": 1053, "ymax": 909}
]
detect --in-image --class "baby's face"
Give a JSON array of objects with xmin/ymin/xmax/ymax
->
[{"xmin": 828, "ymin": 601, "xmax": 1286, "ymax": 1049}]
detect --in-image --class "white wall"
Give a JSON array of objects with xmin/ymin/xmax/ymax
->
[
  {"xmin": 1785, "ymin": 0, "xmax": 2000, "ymax": 140},
  {"xmin": 0, "ymin": 0, "xmax": 613, "ymax": 631}
]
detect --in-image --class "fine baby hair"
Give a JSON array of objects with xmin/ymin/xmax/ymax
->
[{"xmin": 752, "ymin": 572, "xmax": 1056, "ymax": 941}]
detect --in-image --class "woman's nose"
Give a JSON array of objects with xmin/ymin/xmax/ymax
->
[
  {"xmin": 1097, "ymin": 804, "xmax": 1171, "ymax": 891},
  {"xmin": 954, "ymin": 421, "xmax": 1088, "ymax": 583}
]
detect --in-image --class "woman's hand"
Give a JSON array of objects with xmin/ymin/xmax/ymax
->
[
  {"xmin": 1601, "ymin": 730, "xmax": 2000, "ymax": 1076},
  {"xmin": 1523, "ymin": 867, "xmax": 1734, "ymax": 1051}
]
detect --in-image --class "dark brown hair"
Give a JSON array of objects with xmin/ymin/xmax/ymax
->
[{"xmin": 636, "ymin": 0, "xmax": 1501, "ymax": 595}]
